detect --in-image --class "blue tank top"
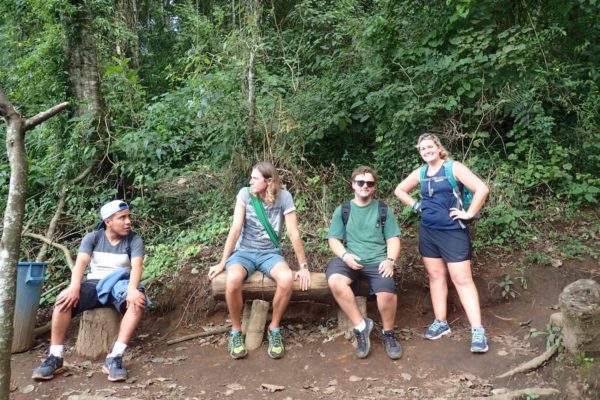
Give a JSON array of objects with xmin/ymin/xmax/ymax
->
[{"xmin": 420, "ymin": 165, "xmax": 463, "ymax": 230}]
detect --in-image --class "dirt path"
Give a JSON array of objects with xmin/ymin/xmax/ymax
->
[{"xmin": 9, "ymin": 255, "xmax": 599, "ymax": 400}]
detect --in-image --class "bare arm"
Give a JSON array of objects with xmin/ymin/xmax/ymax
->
[
  {"xmin": 285, "ymin": 211, "xmax": 311, "ymax": 290},
  {"xmin": 328, "ymin": 237, "xmax": 363, "ymax": 270},
  {"xmin": 449, "ymin": 162, "xmax": 489, "ymax": 220},
  {"xmin": 378, "ymin": 236, "xmax": 401, "ymax": 278},
  {"xmin": 55, "ymin": 252, "xmax": 89, "ymax": 312},
  {"xmin": 207, "ymin": 200, "xmax": 246, "ymax": 280},
  {"xmin": 394, "ymin": 169, "xmax": 421, "ymax": 209},
  {"xmin": 126, "ymin": 256, "xmax": 146, "ymax": 313}
]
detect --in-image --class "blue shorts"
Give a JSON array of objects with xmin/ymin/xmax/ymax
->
[
  {"xmin": 225, "ymin": 249, "xmax": 286, "ymax": 279},
  {"xmin": 325, "ymin": 257, "xmax": 397, "ymax": 294},
  {"xmin": 419, "ymin": 226, "xmax": 471, "ymax": 262}
]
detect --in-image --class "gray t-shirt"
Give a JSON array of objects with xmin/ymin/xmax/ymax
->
[
  {"xmin": 79, "ymin": 230, "xmax": 144, "ymax": 280},
  {"xmin": 235, "ymin": 187, "xmax": 296, "ymax": 251}
]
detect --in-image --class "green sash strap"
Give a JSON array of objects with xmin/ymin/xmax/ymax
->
[{"xmin": 247, "ymin": 187, "xmax": 280, "ymax": 249}]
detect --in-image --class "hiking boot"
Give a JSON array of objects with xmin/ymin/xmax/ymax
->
[
  {"xmin": 32, "ymin": 355, "xmax": 64, "ymax": 381},
  {"xmin": 353, "ymin": 318, "xmax": 374, "ymax": 359},
  {"xmin": 102, "ymin": 355, "xmax": 128, "ymax": 382},
  {"xmin": 425, "ymin": 319, "xmax": 451, "ymax": 340},
  {"xmin": 267, "ymin": 329, "xmax": 285, "ymax": 359},
  {"xmin": 471, "ymin": 327, "xmax": 489, "ymax": 353},
  {"xmin": 381, "ymin": 330, "xmax": 403, "ymax": 360},
  {"xmin": 228, "ymin": 331, "xmax": 248, "ymax": 359}
]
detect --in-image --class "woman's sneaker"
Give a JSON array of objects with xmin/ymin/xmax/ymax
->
[
  {"xmin": 425, "ymin": 319, "xmax": 451, "ymax": 340},
  {"xmin": 267, "ymin": 329, "xmax": 285, "ymax": 359},
  {"xmin": 32, "ymin": 355, "xmax": 64, "ymax": 380},
  {"xmin": 470, "ymin": 327, "xmax": 489, "ymax": 353},
  {"xmin": 228, "ymin": 331, "xmax": 248, "ymax": 359}
]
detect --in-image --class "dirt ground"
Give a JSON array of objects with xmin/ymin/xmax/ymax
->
[{"xmin": 9, "ymin": 241, "xmax": 600, "ymax": 400}]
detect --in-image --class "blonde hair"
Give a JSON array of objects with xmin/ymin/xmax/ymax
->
[
  {"xmin": 416, "ymin": 133, "xmax": 450, "ymax": 160},
  {"xmin": 253, "ymin": 161, "xmax": 281, "ymax": 205}
]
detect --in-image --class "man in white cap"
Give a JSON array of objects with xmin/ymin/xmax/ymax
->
[{"xmin": 32, "ymin": 200, "xmax": 147, "ymax": 382}]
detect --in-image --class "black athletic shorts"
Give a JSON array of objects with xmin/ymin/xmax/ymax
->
[
  {"xmin": 325, "ymin": 257, "xmax": 397, "ymax": 294},
  {"xmin": 419, "ymin": 226, "xmax": 471, "ymax": 263},
  {"xmin": 71, "ymin": 280, "xmax": 124, "ymax": 316}
]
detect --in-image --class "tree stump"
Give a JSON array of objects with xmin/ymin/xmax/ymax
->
[
  {"xmin": 241, "ymin": 300, "xmax": 252, "ymax": 335},
  {"xmin": 558, "ymin": 279, "xmax": 600, "ymax": 356},
  {"xmin": 245, "ymin": 299, "xmax": 270, "ymax": 350},
  {"xmin": 337, "ymin": 296, "xmax": 367, "ymax": 340},
  {"xmin": 75, "ymin": 308, "xmax": 121, "ymax": 360}
]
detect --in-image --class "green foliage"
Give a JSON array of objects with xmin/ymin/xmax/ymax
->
[{"xmin": 531, "ymin": 323, "xmax": 563, "ymax": 350}]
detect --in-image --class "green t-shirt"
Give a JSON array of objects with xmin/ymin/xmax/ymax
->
[{"xmin": 327, "ymin": 200, "xmax": 401, "ymax": 264}]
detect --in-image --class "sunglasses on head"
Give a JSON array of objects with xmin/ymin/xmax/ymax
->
[{"xmin": 355, "ymin": 180, "xmax": 375, "ymax": 188}]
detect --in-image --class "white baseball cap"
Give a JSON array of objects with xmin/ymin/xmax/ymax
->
[{"xmin": 98, "ymin": 200, "xmax": 129, "ymax": 229}]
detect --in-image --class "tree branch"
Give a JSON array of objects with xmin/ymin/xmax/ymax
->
[
  {"xmin": 22, "ymin": 232, "xmax": 74, "ymax": 270},
  {"xmin": 23, "ymin": 102, "xmax": 69, "ymax": 131},
  {"xmin": 0, "ymin": 88, "xmax": 20, "ymax": 121}
]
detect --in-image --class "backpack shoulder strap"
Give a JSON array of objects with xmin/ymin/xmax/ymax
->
[
  {"xmin": 92, "ymin": 230, "xmax": 101, "ymax": 249},
  {"xmin": 341, "ymin": 201, "xmax": 351, "ymax": 227},
  {"xmin": 444, "ymin": 160, "xmax": 459, "ymax": 190},
  {"xmin": 378, "ymin": 200, "xmax": 387, "ymax": 228},
  {"xmin": 419, "ymin": 163, "xmax": 428, "ymax": 182}
]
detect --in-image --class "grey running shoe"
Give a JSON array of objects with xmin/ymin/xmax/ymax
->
[
  {"xmin": 353, "ymin": 318, "xmax": 374, "ymax": 359},
  {"xmin": 102, "ymin": 355, "xmax": 128, "ymax": 382},
  {"xmin": 425, "ymin": 319, "xmax": 451, "ymax": 340},
  {"xmin": 267, "ymin": 329, "xmax": 285, "ymax": 359},
  {"xmin": 471, "ymin": 327, "xmax": 489, "ymax": 353},
  {"xmin": 381, "ymin": 330, "xmax": 403, "ymax": 360},
  {"xmin": 228, "ymin": 331, "xmax": 248, "ymax": 359},
  {"xmin": 32, "ymin": 355, "xmax": 64, "ymax": 381}
]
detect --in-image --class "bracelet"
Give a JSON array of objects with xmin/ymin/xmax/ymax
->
[
  {"xmin": 341, "ymin": 251, "xmax": 348, "ymax": 261},
  {"xmin": 386, "ymin": 257, "xmax": 397, "ymax": 267}
]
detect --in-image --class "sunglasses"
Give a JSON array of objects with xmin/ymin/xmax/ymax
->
[{"xmin": 355, "ymin": 180, "xmax": 376, "ymax": 188}]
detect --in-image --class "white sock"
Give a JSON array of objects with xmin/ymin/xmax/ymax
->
[
  {"xmin": 108, "ymin": 342, "xmax": 128, "ymax": 358},
  {"xmin": 49, "ymin": 345, "xmax": 64, "ymax": 358},
  {"xmin": 354, "ymin": 319, "xmax": 367, "ymax": 332}
]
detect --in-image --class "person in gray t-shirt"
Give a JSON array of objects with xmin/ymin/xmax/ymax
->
[
  {"xmin": 208, "ymin": 162, "xmax": 311, "ymax": 360},
  {"xmin": 33, "ymin": 200, "xmax": 146, "ymax": 383}
]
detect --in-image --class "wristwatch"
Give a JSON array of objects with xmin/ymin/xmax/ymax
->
[
  {"xmin": 386, "ymin": 257, "xmax": 397, "ymax": 267},
  {"xmin": 299, "ymin": 262, "xmax": 309, "ymax": 270}
]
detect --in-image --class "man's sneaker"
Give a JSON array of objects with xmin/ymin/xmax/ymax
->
[
  {"xmin": 425, "ymin": 319, "xmax": 451, "ymax": 340},
  {"xmin": 353, "ymin": 318, "xmax": 374, "ymax": 359},
  {"xmin": 381, "ymin": 330, "xmax": 403, "ymax": 360},
  {"xmin": 267, "ymin": 329, "xmax": 285, "ymax": 359},
  {"xmin": 228, "ymin": 331, "xmax": 248, "ymax": 359},
  {"xmin": 102, "ymin": 355, "xmax": 128, "ymax": 382},
  {"xmin": 32, "ymin": 355, "xmax": 64, "ymax": 380},
  {"xmin": 471, "ymin": 327, "xmax": 489, "ymax": 353}
]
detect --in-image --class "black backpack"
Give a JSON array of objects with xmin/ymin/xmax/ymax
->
[{"xmin": 341, "ymin": 200, "xmax": 388, "ymax": 243}]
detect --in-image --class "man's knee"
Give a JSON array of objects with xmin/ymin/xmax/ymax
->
[
  {"xmin": 376, "ymin": 291, "xmax": 397, "ymax": 304},
  {"xmin": 225, "ymin": 266, "xmax": 246, "ymax": 290},
  {"xmin": 273, "ymin": 266, "xmax": 293, "ymax": 289},
  {"xmin": 328, "ymin": 274, "xmax": 351, "ymax": 293}
]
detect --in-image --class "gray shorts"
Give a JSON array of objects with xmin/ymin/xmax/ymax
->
[{"xmin": 325, "ymin": 257, "xmax": 397, "ymax": 294}]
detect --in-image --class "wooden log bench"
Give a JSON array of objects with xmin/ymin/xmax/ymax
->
[{"xmin": 211, "ymin": 271, "xmax": 370, "ymax": 347}]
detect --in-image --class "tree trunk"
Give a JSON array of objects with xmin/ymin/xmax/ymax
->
[
  {"xmin": 0, "ymin": 88, "xmax": 68, "ymax": 400},
  {"xmin": 246, "ymin": 0, "xmax": 260, "ymax": 147}
]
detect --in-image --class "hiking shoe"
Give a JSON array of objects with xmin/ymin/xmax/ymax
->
[
  {"xmin": 102, "ymin": 355, "xmax": 128, "ymax": 382},
  {"xmin": 425, "ymin": 319, "xmax": 451, "ymax": 340},
  {"xmin": 32, "ymin": 355, "xmax": 64, "ymax": 380},
  {"xmin": 228, "ymin": 331, "xmax": 248, "ymax": 359},
  {"xmin": 353, "ymin": 318, "xmax": 374, "ymax": 359},
  {"xmin": 381, "ymin": 330, "xmax": 403, "ymax": 360},
  {"xmin": 267, "ymin": 329, "xmax": 285, "ymax": 359},
  {"xmin": 471, "ymin": 327, "xmax": 489, "ymax": 353}
]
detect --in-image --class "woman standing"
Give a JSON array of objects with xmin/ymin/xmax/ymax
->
[
  {"xmin": 394, "ymin": 133, "xmax": 490, "ymax": 353},
  {"xmin": 208, "ymin": 162, "xmax": 311, "ymax": 359}
]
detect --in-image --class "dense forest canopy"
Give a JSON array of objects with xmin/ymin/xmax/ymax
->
[{"xmin": 1, "ymin": 0, "xmax": 599, "ymax": 290}]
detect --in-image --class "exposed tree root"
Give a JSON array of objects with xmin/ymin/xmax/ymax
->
[
  {"xmin": 479, "ymin": 387, "xmax": 560, "ymax": 399},
  {"xmin": 166, "ymin": 325, "xmax": 231, "ymax": 345},
  {"xmin": 497, "ymin": 344, "xmax": 558, "ymax": 379}
]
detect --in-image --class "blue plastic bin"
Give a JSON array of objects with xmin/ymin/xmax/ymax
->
[{"xmin": 12, "ymin": 261, "xmax": 48, "ymax": 353}]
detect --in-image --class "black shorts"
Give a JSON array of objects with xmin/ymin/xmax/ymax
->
[
  {"xmin": 325, "ymin": 257, "xmax": 397, "ymax": 294},
  {"xmin": 71, "ymin": 280, "xmax": 124, "ymax": 316},
  {"xmin": 419, "ymin": 226, "xmax": 471, "ymax": 262}
]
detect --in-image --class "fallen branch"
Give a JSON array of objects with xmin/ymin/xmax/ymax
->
[
  {"xmin": 478, "ymin": 387, "xmax": 560, "ymax": 400},
  {"xmin": 33, "ymin": 322, "xmax": 51, "ymax": 338},
  {"xmin": 496, "ymin": 344, "xmax": 558, "ymax": 379},
  {"xmin": 166, "ymin": 325, "xmax": 231, "ymax": 345}
]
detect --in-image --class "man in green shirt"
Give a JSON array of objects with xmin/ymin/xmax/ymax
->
[{"xmin": 327, "ymin": 166, "xmax": 402, "ymax": 360}]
